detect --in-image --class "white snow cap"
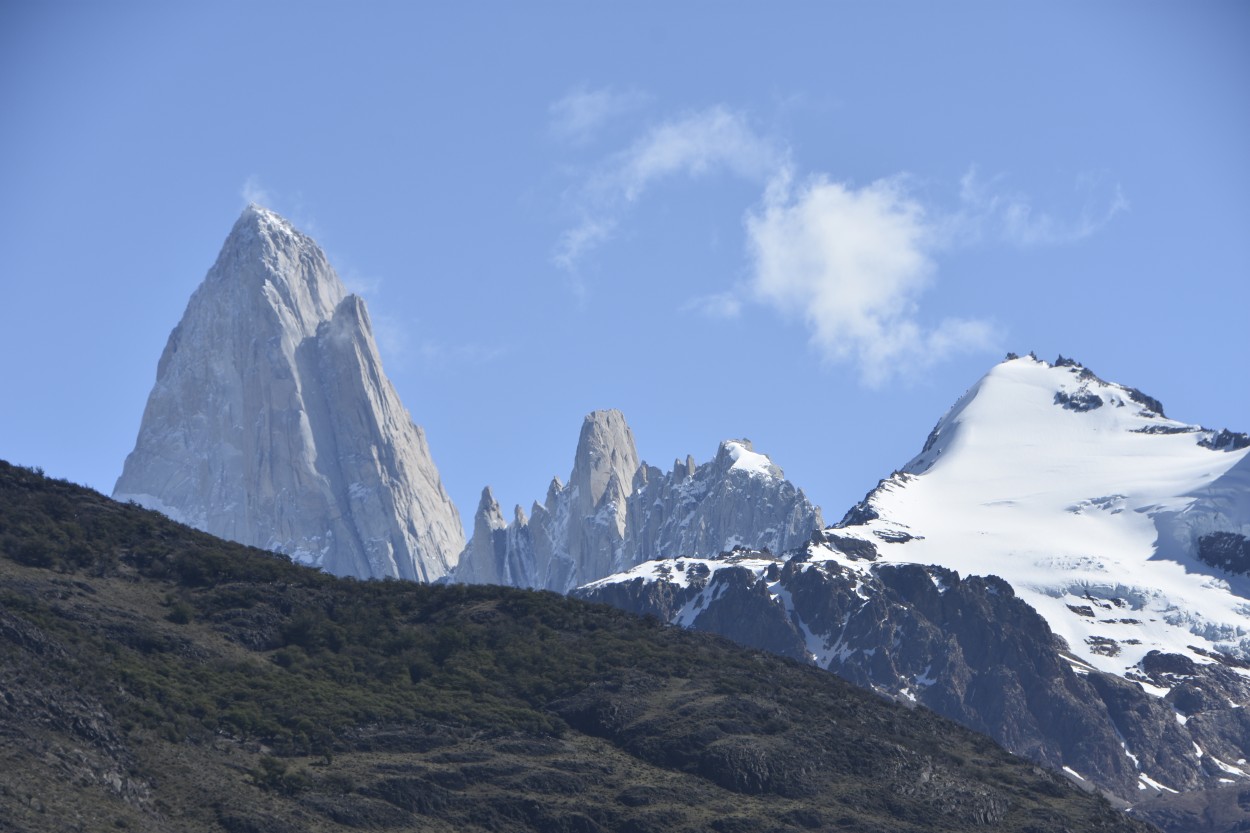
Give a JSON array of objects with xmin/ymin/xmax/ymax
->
[
  {"xmin": 721, "ymin": 439, "xmax": 784, "ymax": 479},
  {"xmin": 830, "ymin": 353, "xmax": 1250, "ymax": 683}
]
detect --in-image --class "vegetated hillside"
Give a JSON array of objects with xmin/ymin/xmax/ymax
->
[{"xmin": 0, "ymin": 462, "xmax": 1154, "ymax": 833}]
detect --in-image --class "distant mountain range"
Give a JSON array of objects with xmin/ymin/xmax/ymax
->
[
  {"xmin": 106, "ymin": 206, "xmax": 1250, "ymax": 831},
  {"xmin": 115, "ymin": 206, "xmax": 821, "ymax": 592}
]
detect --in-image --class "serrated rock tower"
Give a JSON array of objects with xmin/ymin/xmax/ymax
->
[
  {"xmin": 114, "ymin": 205, "xmax": 463, "ymax": 580},
  {"xmin": 453, "ymin": 409, "xmax": 823, "ymax": 591}
]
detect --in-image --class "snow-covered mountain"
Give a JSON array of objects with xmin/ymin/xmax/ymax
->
[
  {"xmin": 115, "ymin": 205, "xmax": 463, "ymax": 581},
  {"xmin": 835, "ymin": 353, "xmax": 1250, "ymax": 677},
  {"xmin": 453, "ymin": 409, "xmax": 822, "ymax": 591},
  {"xmin": 579, "ymin": 355, "xmax": 1250, "ymax": 805}
]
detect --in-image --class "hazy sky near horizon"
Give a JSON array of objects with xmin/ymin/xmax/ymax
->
[{"xmin": 2, "ymin": 2, "xmax": 1247, "ymax": 533}]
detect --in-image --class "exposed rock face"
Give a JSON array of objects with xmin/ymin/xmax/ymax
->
[
  {"xmin": 1198, "ymin": 532, "xmax": 1250, "ymax": 575},
  {"xmin": 578, "ymin": 542, "xmax": 1250, "ymax": 804},
  {"xmin": 453, "ymin": 410, "xmax": 822, "ymax": 591},
  {"xmin": 114, "ymin": 205, "xmax": 463, "ymax": 580}
]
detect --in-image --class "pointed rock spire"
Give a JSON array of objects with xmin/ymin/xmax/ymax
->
[
  {"xmin": 569, "ymin": 409, "xmax": 641, "ymax": 512},
  {"xmin": 474, "ymin": 487, "xmax": 506, "ymax": 536},
  {"xmin": 115, "ymin": 206, "xmax": 463, "ymax": 581},
  {"xmin": 545, "ymin": 476, "xmax": 563, "ymax": 512}
]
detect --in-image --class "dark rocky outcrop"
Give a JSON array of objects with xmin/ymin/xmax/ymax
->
[
  {"xmin": 1200, "ymin": 429, "xmax": 1250, "ymax": 452},
  {"xmin": 1055, "ymin": 390, "xmax": 1105, "ymax": 411},
  {"xmin": 1197, "ymin": 532, "xmax": 1250, "ymax": 575},
  {"xmin": 1125, "ymin": 387, "xmax": 1167, "ymax": 418}
]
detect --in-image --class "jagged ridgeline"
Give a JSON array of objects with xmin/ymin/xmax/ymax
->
[
  {"xmin": 453, "ymin": 408, "xmax": 823, "ymax": 591},
  {"xmin": 0, "ymin": 462, "xmax": 1153, "ymax": 833},
  {"xmin": 114, "ymin": 206, "xmax": 463, "ymax": 582},
  {"xmin": 111, "ymin": 207, "xmax": 819, "ymax": 591}
]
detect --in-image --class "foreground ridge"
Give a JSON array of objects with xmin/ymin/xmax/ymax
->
[{"xmin": 0, "ymin": 460, "xmax": 1151, "ymax": 833}]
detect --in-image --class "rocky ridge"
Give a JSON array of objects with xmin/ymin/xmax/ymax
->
[
  {"xmin": 453, "ymin": 409, "xmax": 823, "ymax": 591},
  {"xmin": 114, "ymin": 205, "xmax": 463, "ymax": 581}
]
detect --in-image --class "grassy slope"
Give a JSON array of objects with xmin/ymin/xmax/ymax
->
[{"xmin": 0, "ymin": 461, "xmax": 1155, "ymax": 833}]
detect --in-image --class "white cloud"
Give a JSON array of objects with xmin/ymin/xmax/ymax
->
[
  {"xmin": 609, "ymin": 106, "xmax": 784, "ymax": 202},
  {"xmin": 549, "ymin": 86, "xmax": 648, "ymax": 145},
  {"xmin": 555, "ymin": 106, "xmax": 785, "ymax": 272},
  {"xmin": 745, "ymin": 171, "xmax": 997, "ymax": 387},
  {"xmin": 547, "ymin": 103, "xmax": 1124, "ymax": 386},
  {"xmin": 957, "ymin": 167, "xmax": 1129, "ymax": 247}
]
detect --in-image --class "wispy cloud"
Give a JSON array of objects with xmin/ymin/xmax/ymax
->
[
  {"xmin": 607, "ymin": 106, "xmax": 785, "ymax": 201},
  {"xmin": 341, "ymin": 269, "xmax": 384, "ymax": 297},
  {"xmin": 240, "ymin": 175, "xmax": 271, "ymax": 208},
  {"xmin": 745, "ymin": 170, "xmax": 998, "ymax": 387},
  {"xmin": 371, "ymin": 319, "xmax": 509, "ymax": 375},
  {"xmin": 549, "ymin": 85, "xmax": 649, "ymax": 145},
  {"xmin": 548, "ymin": 100, "xmax": 1123, "ymax": 387},
  {"xmin": 955, "ymin": 167, "xmax": 1129, "ymax": 247},
  {"xmin": 368, "ymin": 311, "xmax": 413, "ymax": 370},
  {"xmin": 681, "ymin": 289, "xmax": 744, "ymax": 320},
  {"xmin": 418, "ymin": 340, "xmax": 509, "ymax": 370},
  {"xmin": 552, "ymin": 217, "xmax": 616, "ymax": 280},
  {"xmin": 554, "ymin": 106, "xmax": 786, "ymax": 273}
]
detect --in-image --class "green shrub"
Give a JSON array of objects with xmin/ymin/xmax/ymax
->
[{"xmin": 166, "ymin": 602, "xmax": 194, "ymax": 624}]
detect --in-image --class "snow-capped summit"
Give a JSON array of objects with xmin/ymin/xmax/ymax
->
[
  {"xmin": 578, "ymin": 354, "xmax": 1250, "ymax": 802},
  {"xmin": 834, "ymin": 353, "xmax": 1250, "ymax": 676},
  {"xmin": 115, "ymin": 205, "xmax": 464, "ymax": 581},
  {"xmin": 452, "ymin": 410, "xmax": 822, "ymax": 591},
  {"xmin": 718, "ymin": 439, "xmax": 785, "ymax": 479},
  {"xmin": 201, "ymin": 205, "xmax": 344, "ymax": 331}
]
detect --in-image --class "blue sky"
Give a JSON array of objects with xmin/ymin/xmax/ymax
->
[{"xmin": 2, "ymin": 1, "xmax": 1247, "ymax": 532}]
